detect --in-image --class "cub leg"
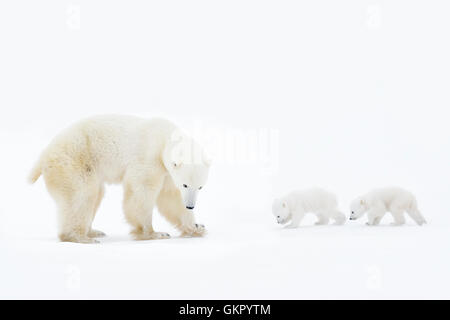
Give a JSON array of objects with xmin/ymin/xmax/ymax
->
[
  {"xmin": 315, "ymin": 213, "xmax": 330, "ymax": 225},
  {"xmin": 123, "ymin": 173, "xmax": 170, "ymax": 240},
  {"xmin": 406, "ymin": 206, "xmax": 426, "ymax": 226},
  {"xmin": 366, "ymin": 209, "xmax": 384, "ymax": 226},
  {"xmin": 156, "ymin": 178, "xmax": 205, "ymax": 237},
  {"xmin": 285, "ymin": 210, "xmax": 304, "ymax": 228},
  {"xmin": 330, "ymin": 210, "xmax": 346, "ymax": 225},
  {"xmin": 390, "ymin": 208, "xmax": 406, "ymax": 226}
]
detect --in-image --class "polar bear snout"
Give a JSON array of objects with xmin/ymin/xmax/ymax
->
[
  {"xmin": 182, "ymin": 188, "xmax": 198, "ymax": 210},
  {"xmin": 276, "ymin": 216, "xmax": 287, "ymax": 224}
]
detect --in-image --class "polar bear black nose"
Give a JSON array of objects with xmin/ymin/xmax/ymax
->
[{"xmin": 186, "ymin": 206, "xmax": 194, "ymax": 210}]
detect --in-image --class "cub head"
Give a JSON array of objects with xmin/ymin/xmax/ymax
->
[
  {"xmin": 349, "ymin": 196, "xmax": 368, "ymax": 220},
  {"xmin": 163, "ymin": 132, "xmax": 211, "ymax": 210},
  {"xmin": 272, "ymin": 199, "xmax": 291, "ymax": 224}
]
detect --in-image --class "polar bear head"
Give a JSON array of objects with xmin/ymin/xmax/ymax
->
[
  {"xmin": 163, "ymin": 132, "xmax": 211, "ymax": 210},
  {"xmin": 272, "ymin": 198, "xmax": 291, "ymax": 224},
  {"xmin": 349, "ymin": 196, "xmax": 368, "ymax": 220}
]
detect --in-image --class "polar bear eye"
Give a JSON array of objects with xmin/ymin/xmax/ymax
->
[
  {"xmin": 183, "ymin": 184, "xmax": 188, "ymax": 188},
  {"xmin": 198, "ymin": 186, "xmax": 203, "ymax": 190}
]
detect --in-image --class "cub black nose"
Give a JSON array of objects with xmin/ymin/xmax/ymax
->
[{"xmin": 186, "ymin": 206, "xmax": 194, "ymax": 210}]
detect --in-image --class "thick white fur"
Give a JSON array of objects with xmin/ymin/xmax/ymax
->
[
  {"xmin": 29, "ymin": 115, "xmax": 211, "ymax": 243},
  {"xmin": 349, "ymin": 187, "xmax": 426, "ymax": 226},
  {"xmin": 272, "ymin": 188, "xmax": 346, "ymax": 228}
]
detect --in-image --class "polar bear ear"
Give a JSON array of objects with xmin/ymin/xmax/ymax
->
[
  {"xmin": 170, "ymin": 146, "xmax": 185, "ymax": 168},
  {"xmin": 173, "ymin": 161, "xmax": 182, "ymax": 168},
  {"xmin": 171, "ymin": 153, "xmax": 183, "ymax": 168},
  {"xmin": 169, "ymin": 129, "xmax": 185, "ymax": 144},
  {"xmin": 282, "ymin": 202, "xmax": 287, "ymax": 208},
  {"xmin": 359, "ymin": 198, "xmax": 366, "ymax": 206}
]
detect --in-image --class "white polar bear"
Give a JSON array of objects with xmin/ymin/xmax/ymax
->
[
  {"xmin": 272, "ymin": 188, "xmax": 346, "ymax": 228},
  {"xmin": 29, "ymin": 115, "xmax": 211, "ymax": 243},
  {"xmin": 349, "ymin": 187, "xmax": 426, "ymax": 226}
]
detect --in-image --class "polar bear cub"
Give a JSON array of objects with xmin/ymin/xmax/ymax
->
[
  {"xmin": 349, "ymin": 187, "xmax": 426, "ymax": 226},
  {"xmin": 272, "ymin": 188, "xmax": 346, "ymax": 228},
  {"xmin": 29, "ymin": 115, "xmax": 211, "ymax": 243}
]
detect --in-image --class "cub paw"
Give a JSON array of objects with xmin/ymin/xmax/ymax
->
[{"xmin": 390, "ymin": 222, "xmax": 404, "ymax": 226}]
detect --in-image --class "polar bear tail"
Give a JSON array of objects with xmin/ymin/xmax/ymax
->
[{"xmin": 28, "ymin": 161, "xmax": 42, "ymax": 184}]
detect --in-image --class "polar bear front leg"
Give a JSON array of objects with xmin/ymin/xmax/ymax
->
[
  {"xmin": 123, "ymin": 175, "xmax": 170, "ymax": 240},
  {"xmin": 156, "ymin": 187, "xmax": 206, "ymax": 237},
  {"xmin": 179, "ymin": 212, "xmax": 206, "ymax": 237},
  {"xmin": 366, "ymin": 209, "xmax": 384, "ymax": 226},
  {"xmin": 285, "ymin": 210, "xmax": 304, "ymax": 228}
]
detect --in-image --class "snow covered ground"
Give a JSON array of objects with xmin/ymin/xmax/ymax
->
[
  {"xmin": 1, "ymin": 1, "xmax": 450, "ymax": 299},
  {"xmin": 1, "ymin": 154, "xmax": 449, "ymax": 299},
  {"xmin": 1, "ymin": 213, "xmax": 449, "ymax": 299}
]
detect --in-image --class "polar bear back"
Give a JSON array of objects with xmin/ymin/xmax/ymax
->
[
  {"xmin": 287, "ymin": 188, "xmax": 338, "ymax": 212},
  {"xmin": 365, "ymin": 187, "xmax": 416, "ymax": 209},
  {"xmin": 39, "ymin": 115, "xmax": 177, "ymax": 184}
]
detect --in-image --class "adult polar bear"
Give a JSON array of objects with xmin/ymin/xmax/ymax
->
[{"xmin": 29, "ymin": 115, "xmax": 211, "ymax": 243}]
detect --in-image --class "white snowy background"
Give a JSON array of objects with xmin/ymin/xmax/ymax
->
[{"xmin": 1, "ymin": 1, "xmax": 449, "ymax": 299}]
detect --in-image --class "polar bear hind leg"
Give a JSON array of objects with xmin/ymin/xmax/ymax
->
[
  {"xmin": 330, "ymin": 210, "xmax": 346, "ymax": 225},
  {"xmin": 315, "ymin": 213, "xmax": 330, "ymax": 225},
  {"xmin": 406, "ymin": 202, "xmax": 426, "ymax": 225},
  {"xmin": 390, "ymin": 206, "xmax": 406, "ymax": 226},
  {"xmin": 87, "ymin": 185, "xmax": 106, "ymax": 238},
  {"xmin": 44, "ymin": 163, "xmax": 101, "ymax": 244}
]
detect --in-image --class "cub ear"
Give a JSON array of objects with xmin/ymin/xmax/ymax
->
[
  {"xmin": 203, "ymin": 154, "xmax": 212, "ymax": 167},
  {"xmin": 282, "ymin": 202, "xmax": 287, "ymax": 208},
  {"xmin": 359, "ymin": 198, "xmax": 366, "ymax": 206}
]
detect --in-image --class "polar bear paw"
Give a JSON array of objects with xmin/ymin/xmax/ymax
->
[
  {"xmin": 132, "ymin": 230, "xmax": 171, "ymax": 240},
  {"xmin": 182, "ymin": 223, "xmax": 206, "ymax": 237},
  {"xmin": 88, "ymin": 229, "xmax": 106, "ymax": 238},
  {"xmin": 59, "ymin": 233, "xmax": 100, "ymax": 244}
]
